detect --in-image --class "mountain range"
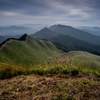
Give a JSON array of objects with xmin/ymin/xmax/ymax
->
[
  {"xmin": 1, "ymin": 24, "xmax": 100, "ymax": 56},
  {"xmin": 49, "ymin": 24, "xmax": 100, "ymax": 45},
  {"xmin": 32, "ymin": 24, "xmax": 100, "ymax": 55}
]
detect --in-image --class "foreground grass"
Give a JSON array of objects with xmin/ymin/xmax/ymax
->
[
  {"xmin": 0, "ymin": 73, "xmax": 100, "ymax": 100},
  {"xmin": 0, "ymin": 57, "xmax": 100, "ymax": 79}
]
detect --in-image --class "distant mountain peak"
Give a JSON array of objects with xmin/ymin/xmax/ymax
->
[
  {"xmin": 41, "ymin": 27, "xmax": 50, "ymax": 31},
  {"xmin": 43, "ymin": 27, "xmax": 48, "ymax": 29},
  {"xmin": 31, "ymin": 27, "xmax": 59, "ymax": 40},
  {"xmin": 36, "ymin": 27, "xmax": 54, "ymax": 34},
  {"xmin": 50, "ymin": 24, "xmax": 73, "ymax": 29}
]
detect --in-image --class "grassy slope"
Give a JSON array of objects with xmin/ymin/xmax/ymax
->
[
  {"xmin": 0, "ymin": 36, "xmax": 63, "ymax": 65},
  {"xmin": 69, "ymin": 51, "xmax": 100, "ymax": 69}
]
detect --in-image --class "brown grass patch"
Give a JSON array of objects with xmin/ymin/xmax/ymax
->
[{"xmin": 0, "ymin": 74, "xmax": 100, "ymax": 100}]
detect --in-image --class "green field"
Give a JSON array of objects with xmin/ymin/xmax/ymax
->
[
  {"xmin": 0, "ymin": 36, "xmax": 63, "ymax": 65},
  {"xmin": 69, "ymin": 51, "xmax": 100, "ymax": 69}
]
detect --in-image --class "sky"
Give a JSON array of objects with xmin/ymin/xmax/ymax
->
[{"xmin": 0, "ymin": 0, "xmax": 100, "ymax": 27}]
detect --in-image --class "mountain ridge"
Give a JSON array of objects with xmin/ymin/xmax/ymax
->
[
  {"xmin": 0, "ymin": 35, "xmax": 63, "ymax": 65},
  {"xmin": 49, "ymin": 24, "xmax": 100, "ymax": 45},
  {"xmin": 0, "ymin": 34, "xmax": 28, "ymax": 51}
]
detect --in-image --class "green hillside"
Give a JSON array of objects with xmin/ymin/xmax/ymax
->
[
  {"xmin": 69, "ymin": 51, "xmax": 100, "ymax": 69},
  {"xmin": 0, "ymin": 36, "xmax": 63, "ymax": 65}
]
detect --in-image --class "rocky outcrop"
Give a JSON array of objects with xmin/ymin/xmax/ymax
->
[{"xmin": 19, "ymin": 34, "xmax": 27, "ymax": 41}]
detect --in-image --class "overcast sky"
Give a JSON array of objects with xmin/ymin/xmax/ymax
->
[{"xmin": 0, "ymin": 0, "xmax": 100, "ymax": 27}]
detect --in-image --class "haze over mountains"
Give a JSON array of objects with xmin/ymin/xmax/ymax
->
[
  {"xmin": 0, "ymin": 25, "xmax": 39, "ymax": 43},
  {"xmin": 0, "ymin": 35, "xmax": 7, "ymax": 44},
  {"xmin": 77, "ymin": 26, "xmax": 100, "ymax": 36},
  {"xmin": 0, "ymin": 24, "xmax": 49, "ymax": 43},
  {"xmin": 0, "ymin": 25, "xmax": 38, "ymax": 36}
]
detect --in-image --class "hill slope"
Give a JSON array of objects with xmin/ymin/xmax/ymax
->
[
  {"xmin": 69, "ymin": 51, "xmax": 100, "ymax": 68},
  {"xmin": 49, "ymin": 24, "xmax": 100, "ymax": 45},
  {"xmin": 0, "ymin": 35, "xmax": 63, "ymax": 65}
]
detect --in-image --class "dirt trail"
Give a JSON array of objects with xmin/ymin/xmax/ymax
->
[
  {"xmin": 0, "ymin": 35, "xmax": 28, "ymax": 52},
  {"xmin": 0, "ymin": 74, "xmax": 100, "ymax": 100}
]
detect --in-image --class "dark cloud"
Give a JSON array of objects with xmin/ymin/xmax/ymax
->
[{"xmin": 0, "ymin": 0, "xmax": 100, "ymax": 26}]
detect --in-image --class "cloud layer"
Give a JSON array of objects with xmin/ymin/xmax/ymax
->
[{"xmin": 0, "ymin": 0, "xmax": 100, "ymax": 26}]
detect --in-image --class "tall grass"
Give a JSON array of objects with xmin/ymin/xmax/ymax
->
[{"xmin": 0, "ymin": 57, "xmax": 100, "ymax": 79}]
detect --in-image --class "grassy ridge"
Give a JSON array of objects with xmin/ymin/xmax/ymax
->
[{"xmin": 0, "ymin": 36, "xmax": 63, "ymax": 65}]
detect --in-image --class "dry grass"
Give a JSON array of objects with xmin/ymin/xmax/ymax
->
[{"xmin": 0, "ymin": 74, "xmax": 100, "ymax": 100}]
